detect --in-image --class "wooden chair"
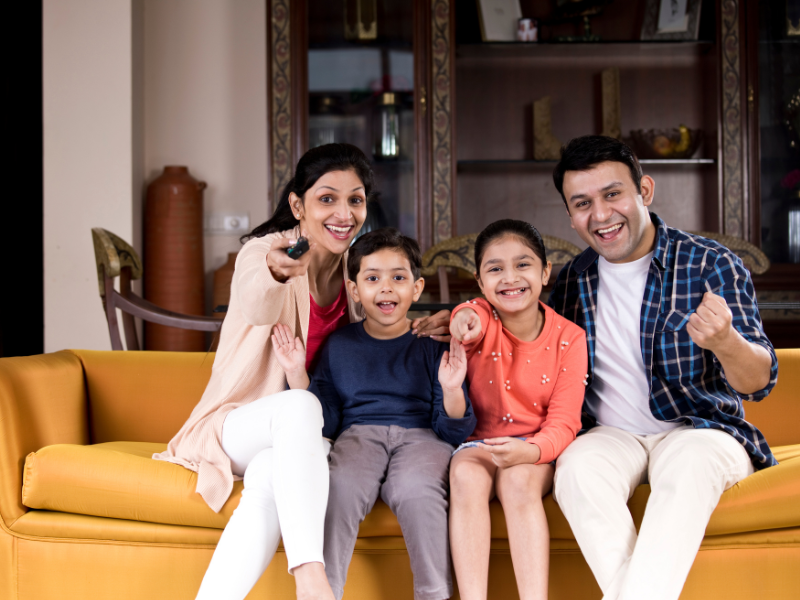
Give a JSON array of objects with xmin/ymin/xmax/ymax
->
[
  {"xmin": 689, "ymin": 231, "xmax": 770, "ymax": 275},
  {"xmin": 420, "ymin": 233, "xmax": 583, "ymax": 303},
  {"xmin": 92, "ymin": 228, "xmax": 222, "ymax": 351}
]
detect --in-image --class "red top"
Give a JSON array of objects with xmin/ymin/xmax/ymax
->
[
  {"xmin": 452, "ymin": 298, "xmax": 588, "ymax": 464},
  {"xmin": 306, "ymin": 282, "xmax": 350, "ymax": 373}
]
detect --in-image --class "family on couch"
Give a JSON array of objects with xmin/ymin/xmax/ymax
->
[{"xmin": 152, "ymin": 137, "xmax": 777, "ymax": 600}]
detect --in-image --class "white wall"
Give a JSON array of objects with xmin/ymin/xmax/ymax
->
[
  {"xmin": 143, "ymin": 0, "xmax": 268, "ymax": 311},
  {"xmin": 43, "ymin": 0, "xmax": 144, "ymax": 352},
  {"xmin": 43, "ymin": 0, "xmax": 268, "ymax": 351}
]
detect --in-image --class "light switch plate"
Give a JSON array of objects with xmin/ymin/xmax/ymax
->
[{"xmin": 205, "ymin": 211, "xmax": 250, "ymax": 235}]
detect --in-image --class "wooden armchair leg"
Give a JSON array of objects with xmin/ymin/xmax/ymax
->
[{"xmin": 438, "ymin": 266, "xmax": 450, "ymax": 304}]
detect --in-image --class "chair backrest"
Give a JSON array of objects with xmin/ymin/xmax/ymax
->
[
  {"xmin": 91, "ymin": 228, "xmax": 222, "ymax": 351},
  {"xmin": 689, "ymin": 231, "xmax": 771, "ymax": 275},
  {"xmin": 420, "ymin": 233, "xmax": 583, "ymax": 303}
]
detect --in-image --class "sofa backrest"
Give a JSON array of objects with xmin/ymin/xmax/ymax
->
[
  {"xmin": 70, "ymin": 349, "xmax": 214, "ymax": 444},
  {"xmin": 743, "ymin": 348, "xmax": 800, "ymax": 448}
]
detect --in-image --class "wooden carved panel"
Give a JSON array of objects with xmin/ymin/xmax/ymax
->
[
  {"xmin": 720, "ymin": 0, "xmax": 745, "ymax": 237},
  {"xmin": 431, "ymin": 0, "xmax": 453, "ymax": 243},
  {"xmin": 269, "ymin": 0, "xmax": 292, "ymax": 209}
]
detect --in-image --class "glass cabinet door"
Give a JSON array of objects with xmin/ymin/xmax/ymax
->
[
  {"xmin": 756, "ymin": 1, "xmax": 800, "ymax": 263},
  {"xmin": 307, "ymin": 0, "xmax": 417, "ymax": 239}
]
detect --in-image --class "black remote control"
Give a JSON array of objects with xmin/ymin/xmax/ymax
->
[{"xmin": 286, "ymin": 236, "xmax": 310, "ymax": 260}]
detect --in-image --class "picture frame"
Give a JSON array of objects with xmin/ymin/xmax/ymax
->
[
  {"xmin": 476, "ymin": 0, "xmax": 523, "ymax": 42},
  {"xmin": 641, "ymin": 0, "xmax": 702, "ymax": 41}
]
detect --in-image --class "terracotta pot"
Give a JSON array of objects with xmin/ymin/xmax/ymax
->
[
  {"xmin": 144, "ymin": 166, "xmax": 207, "ymax": 351},
  {"xmin": 212, "ymin": 252, "xmax": 238, "ymax": 318}
]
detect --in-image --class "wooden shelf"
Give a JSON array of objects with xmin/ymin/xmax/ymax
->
[
  {"xmin": 456, "ymin": 41, "xmax": 715, "ymax": 64},
  {"xmin": 457, "ymin": 158, "xmax": 715, "ymax": 170}
]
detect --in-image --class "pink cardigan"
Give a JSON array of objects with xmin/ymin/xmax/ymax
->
[{"xmin": 153, "ymin": 227, "xmax": 363, "ymax": 512}]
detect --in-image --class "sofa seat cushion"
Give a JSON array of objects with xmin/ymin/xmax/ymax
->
[{"xmin": 22, "ymin": 442, "xmax": 800, "ymax": 537}]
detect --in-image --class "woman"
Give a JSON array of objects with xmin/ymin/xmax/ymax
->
[{"xmin": 154, "ymin": 143, "xmax": 449, "ymax": 600}]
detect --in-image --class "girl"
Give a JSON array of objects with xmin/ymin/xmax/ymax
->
[
  {"xmin": 153, "ymin": 143, "xmax": 449, "ymax": 600},
  {"xmin": 448, "ymin": 219, "xmax": 588, "ymax": 600}
]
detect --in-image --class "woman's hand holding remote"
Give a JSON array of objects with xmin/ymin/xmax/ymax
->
[{"xmin": 266, "ymin": 232, "xmax": 316, "ymax": 283}]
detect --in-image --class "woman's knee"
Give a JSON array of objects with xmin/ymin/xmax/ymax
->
[
  {"xmin": 279, "ymin": 389, "xmax": 323, "ymax": 428},
  {"xmin": 243, "ymin": 449, "xmax": 276, "ymax": 497}
]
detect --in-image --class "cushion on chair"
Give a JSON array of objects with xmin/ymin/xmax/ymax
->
[{"xmin": 22, "ymin": 441, "xmax": 800, "ymax": 536}]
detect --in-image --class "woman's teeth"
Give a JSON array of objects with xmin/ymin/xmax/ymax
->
[{"xmin": 325, "ymin": 224, "xmax": 351, "ymax": 234}]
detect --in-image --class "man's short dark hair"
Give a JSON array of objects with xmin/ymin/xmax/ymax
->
[
  {"xmin": 552, "ymin": 135, "xmax": 643, "ymax": 209},
  {"xmin": 347, "ymin": 228, "xmax": 422, "ymax": 281}
]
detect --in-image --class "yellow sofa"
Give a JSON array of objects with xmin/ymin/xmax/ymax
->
[{"xmin": 1, "ymin": 349, "xmax": 799, "ymax": 600}]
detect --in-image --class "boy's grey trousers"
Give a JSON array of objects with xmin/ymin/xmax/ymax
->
[{"xmin": 323, "ymin": 424, "xmax": 455, "ymax": 600}]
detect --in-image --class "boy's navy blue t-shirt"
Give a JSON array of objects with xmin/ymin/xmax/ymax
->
[{"xmin": 308, "ymin": 321, "xmax": 476, "ymax": 446}]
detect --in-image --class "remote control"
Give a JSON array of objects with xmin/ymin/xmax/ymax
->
[{"xmin": 286, "ymin": 236, "xmax": 310, "ymax": 260}]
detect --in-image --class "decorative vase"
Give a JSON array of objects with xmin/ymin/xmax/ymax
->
[
  {"xmin": 144, "ymin": 166, "xmax": 207, "ymax": 351},
  {"xmin": 212, "ymin": 252, "xmax": 238, "ymax": 317}
]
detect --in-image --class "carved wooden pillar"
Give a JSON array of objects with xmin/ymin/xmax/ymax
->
[
  {"xmin": 268, "ymin": 0, "xmax": 293, "ymax": 211},
  {"xmin": 719, "ymin": 0, "xmax": 748, "ymax": 238},
  {"xmin": 430, "ymin": 0, "xmax": 455, "ymax": 244}
]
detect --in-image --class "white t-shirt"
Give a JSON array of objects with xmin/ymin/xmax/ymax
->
[{"xmin": 585, "ymin": 252, "xmax": 679, "ymax": 435}]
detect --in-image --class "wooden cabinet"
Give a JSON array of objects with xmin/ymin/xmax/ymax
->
[{"xmin": 265, "ymin": 0, "xmax": 799, "ymax": 295}]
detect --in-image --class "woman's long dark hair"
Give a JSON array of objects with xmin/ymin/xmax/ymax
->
[{"xmin": 241, "ymin": 143, "xmax": 375, "ymax": 242}]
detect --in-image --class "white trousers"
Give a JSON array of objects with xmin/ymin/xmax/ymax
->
[
  {"xmin": 195, "ymin": 390, "xmax": 331, "ymax": 600},
  {"xmin": 554, "ymin": 425, "xmax": 754, "ymax": 600}
]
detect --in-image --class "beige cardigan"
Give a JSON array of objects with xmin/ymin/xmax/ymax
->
[{"xmin": 153, "ymin": 227, "xmax": 363, "ymax": 512}]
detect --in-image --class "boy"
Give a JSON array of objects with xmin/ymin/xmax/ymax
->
[{"xmin": 272, "ymin": 228, "xmax": 476, "ymax": 600}]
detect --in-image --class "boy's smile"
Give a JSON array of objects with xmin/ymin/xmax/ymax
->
[{"xmin": 347, "ymin": 248, "xmax": 425, "ymax": 340}]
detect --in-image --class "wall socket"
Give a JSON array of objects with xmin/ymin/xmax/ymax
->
[{"xmin": 204, "ymin": 211, "xmax": 250, "ymax": 235}]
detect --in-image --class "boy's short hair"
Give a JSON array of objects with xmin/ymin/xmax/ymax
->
[
  {"xmin": 552, "ymin": 135, "xmax": 643, "ymax": 209},
  {"xmin": 347, "ymin": 228, "xmax": 422, "ymax": 281}
]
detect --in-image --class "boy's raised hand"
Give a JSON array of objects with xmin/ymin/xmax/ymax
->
[
  {"xmin": 271, "ymin": 323, "xmax": 310, "ymax": 389},
  {"xmin": 438, "ymin": 337, "xmax": 468, "ymax": 392},
  {"xmin": 450, "ymin": 307, "xmax": 482, "ymax": 343}
]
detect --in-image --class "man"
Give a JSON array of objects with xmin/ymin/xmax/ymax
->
[{"xmin": 548, "ymin": 135, "xmax": 777, "ymax": 600}]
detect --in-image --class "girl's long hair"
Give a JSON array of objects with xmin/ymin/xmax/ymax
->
[{"xmin": 241, "ymin": 143, "xmax": 375, "ymax": 242}]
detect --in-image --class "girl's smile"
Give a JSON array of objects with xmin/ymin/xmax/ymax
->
[{"xmin": 476, "ymin": 235, "xmax": 552, "ymax": 342}]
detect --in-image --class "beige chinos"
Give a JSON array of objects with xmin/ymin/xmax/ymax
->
[{"xmin": 554, "ymin": 424, "xmax": 754, "ymax": 600}]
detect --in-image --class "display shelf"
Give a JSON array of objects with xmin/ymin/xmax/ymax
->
[
  {"xmin": 456, "ymin": 41, "xmax": 715, "ymax": 62},
  {"xmin": 457, "ymin": 158, "xmax": 716, "ymax": 170}
]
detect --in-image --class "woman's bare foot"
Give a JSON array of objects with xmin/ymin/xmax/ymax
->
[{"xmin": 294, "ymin": 562, "xmax": 336, "ymax": 600}]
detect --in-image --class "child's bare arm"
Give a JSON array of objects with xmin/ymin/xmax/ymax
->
[
  {"xmin": 450, "ymin": 307, "xmax": 482, "ymax": 343},
  {"xmin": 439, "ymin": 338, "xmax": 468, "ymax": 418},
  {"xmin": 271, "ymin": 323, "xmax": 310, "ymax": 389}
]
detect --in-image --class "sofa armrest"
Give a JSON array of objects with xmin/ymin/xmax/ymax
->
[{"xmin": 0, "ymin": 351, "xmax": 89, "ymax": 527}]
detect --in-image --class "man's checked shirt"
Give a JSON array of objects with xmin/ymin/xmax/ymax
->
[{"xmin": 548, "ymin": 213, "xmax": 778, "ymax": 469}]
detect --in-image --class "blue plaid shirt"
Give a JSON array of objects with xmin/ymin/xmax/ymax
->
[{"xmin": 548, "ymin": 213, "xmax": 778, "ymax": 469}]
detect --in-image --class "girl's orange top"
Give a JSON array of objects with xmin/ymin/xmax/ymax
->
[{"xmin": 452, "ymin": 298, "xmax": 588, "ymax": 464}]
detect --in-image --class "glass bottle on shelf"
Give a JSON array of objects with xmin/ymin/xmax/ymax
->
[{"xmin": 307, "ymin": 0, "xmax": 416, "ymax": 239}]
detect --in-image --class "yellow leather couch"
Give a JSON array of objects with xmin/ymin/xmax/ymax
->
[{"xmin": 1, "ymin": 349, "xmax": 799, "ymax": 600}]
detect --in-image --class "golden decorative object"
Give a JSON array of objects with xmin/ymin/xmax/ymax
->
[
  {"xmin": 533, "ymin": 97, "xmax": 563, "ymax": 160},
  {"xmin": 629, "ymin": 126, "xmax": 702, "ymax": 159}
]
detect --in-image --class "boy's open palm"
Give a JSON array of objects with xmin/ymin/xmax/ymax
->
[
  {"xmin": 438, "ymin": 338, "xmax": 468, "ymax": 391},
  {"xmin": 450, "ymin": 308, "xmax": 482, "ymax": 343},
  {"xmin": 271, "ymin": 323, "xmax": 307, "ymax": 376}
]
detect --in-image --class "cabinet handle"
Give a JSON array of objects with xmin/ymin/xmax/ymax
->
[
  {"xmin": 747, "ymin": 84, "xmax": 754, "ymax": 112},
  {"xmin": 420, "ymin": 85, "xmax": 427, "ymax": 116}
]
